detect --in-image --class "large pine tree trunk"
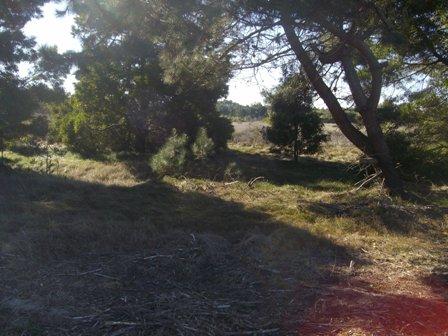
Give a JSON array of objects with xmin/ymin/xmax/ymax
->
[
  {"xmin": 361, "ymin": 109, "xmax": 404, "ymax": 193},
  {"xmin": 0, "ymin": 129, "xmax": 4, "ymax": 162},
  {"xmin": 282, "ymin": 17, "xmax": 405, "ymax": 196},
  {"xmin": 293, "ymin": 124, "xmax": 299, "ymax": 162},
  {"xmin": 134, "ymin": 129, "xmax": 148, "ymax": 154}
]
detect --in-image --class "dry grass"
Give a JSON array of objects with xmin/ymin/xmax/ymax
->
[
  {"xmin": 232, "ymin": 121, "xmax": 268, "ymax": 147},
  {"xmin": 0, "ymin": 122, "xmax": 447, "ymax": 335}
]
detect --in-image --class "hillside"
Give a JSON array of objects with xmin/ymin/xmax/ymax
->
[{"xmin": 1, "ymin": 124, "xmax": 447, "ymax": 335}]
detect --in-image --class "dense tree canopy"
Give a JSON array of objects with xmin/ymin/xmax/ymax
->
[
  {"xmin": 377, "ymin": 0, "xmax": 448, "ymax": 69},
  {"xmin": 0, "ymin": 0, "xmax": 68, "ymax": 153},
  {"xmin": 0, "ymin": 0, "xmax": 48, "ymax": 149},
  {"xmin": 0, "ymin": 0, "xmax": 46, "ymax": 70},
  {"xmin": 49, "ymin": 0, "xmax": 233, "ymax": 156}
]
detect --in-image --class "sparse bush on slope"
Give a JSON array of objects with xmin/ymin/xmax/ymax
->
[
  {"xmin": 150, "ymin": 131, "xmax": 189, "ymax": 177},
  {"xmin": 192, "ymin": 127, "xmax": 214, "ymax": 159}
]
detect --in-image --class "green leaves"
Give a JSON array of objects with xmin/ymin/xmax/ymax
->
[{"xmin": 33, "ymin": 46, "xmax": 72, "ymax": 88}]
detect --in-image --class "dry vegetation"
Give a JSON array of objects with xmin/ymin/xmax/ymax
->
[{"xmin": 1, "ymin": 123, "xmax": 447, "ymax": 335}]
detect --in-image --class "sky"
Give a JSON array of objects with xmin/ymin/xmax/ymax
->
[{"xmin": 22, "ymin": 2, "xmax": 281, "ymax": 106}]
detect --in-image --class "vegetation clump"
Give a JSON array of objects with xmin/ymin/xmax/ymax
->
[
  {"xmin": 192, "ymin": 127, "xmax": 215, "ymax": 160},
  {"xmin": 379, "ymin": 86, "xmax": 448, "ymax": 181},
  {"xmin": 150, "ymin": 131, "xmax": 189, "ymax": 177}
]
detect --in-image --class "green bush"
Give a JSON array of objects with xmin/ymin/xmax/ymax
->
[
  {"xmin": 150, "ymin": 131, "xmax": 189, "ymax": 177},
  {"xmin": 385, "ymin": 128, "xmax": 448, "ymax": 180},
  {"xmin": 58, "ymin": 111, "xmax": 101, "ymax": 157},
  {"xmin": 27, "ymin": 115, "xmax": 49, "ymax": 139},
  {"xmin": 223, "ymin": 161, "xmax": 243, "ymax": 181},
  {"xmin": 192, "ymin": 127, "xmax": 214, "ymax": 159},
  {"xmin": 380, "ymin": 92, "xmax": 448, "ymax": 181},
  {"xmin": 48, "ymin": 99, "xmax": 112, "ymax": 158},
  {"xmin": 384, "ymin": 129, "xmax": 420, "ymax": 171}
]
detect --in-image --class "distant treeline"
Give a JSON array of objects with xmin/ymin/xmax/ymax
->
[
  {"xmin": 315, "ymin": 108, "xmax": 358, "ymax": 124},
  {"xmin": 217, "ymin": 100, "xmax": 360, "ymax": 124},
  {"xmin": 217, "ymin": 100, "xmax": 267, "ymax": 121}
]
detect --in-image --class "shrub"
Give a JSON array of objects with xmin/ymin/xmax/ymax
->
[
  {"xmin": 385, "ymin": 128, "xmax": 448, "ymax": 180},
  {"xmin": 267, "ymin": 110, "xmax": 327, "ymax": 161},
  {"xmin": 48, "ymin": 99, "xmax": 108, "ymax": 158},
  {"xmin": 59, "ymin": 111, "xmax": 101, "ymax": 158},
  {"xmin": 192, "ymin": 127, "xmax": 214, "ymax": 159},
  {"xmin": 384, "ymin": 130, "xmax": 420, "ymax": 172},
  {"xmin": 33, "ymin": 144, "xmax": 60, "ymax": 175},
  {"xmin": 150, "ymin": 130, "xmax": 188, "ymax": 176},
  {"xmin": 379, "ymin": 91, "xmax": 448, "ymax": 181},
  {"xmin": 27, "ymin": 115, "xmax": 49, "ymax": 139}
]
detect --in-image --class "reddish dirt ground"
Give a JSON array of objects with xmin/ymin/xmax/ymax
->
[{"xmin": 295, "ymin": 275, "xmax": 448, "ymax": 336}]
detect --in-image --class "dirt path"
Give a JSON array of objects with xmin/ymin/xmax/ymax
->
[{"xmin": 296, "ymin": 274, "xmax": 448, "ymax": 336}]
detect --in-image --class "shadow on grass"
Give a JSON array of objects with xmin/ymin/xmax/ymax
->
[
  {"xmin": 0, "ymin": 165, "xmax": 353, "ymax": 335},
  {"xmin": 7, "ymin": 144, "xmax": 48, "ymax": 157},
  {"xmin": 187, "ymin": 149, "xmax": 357, "ymax": 192},
  {"xmin": 297, "ymin": 192, "xmax": 448, "ymax": 235},
  {"xmin": 1, "ymin": 166, "xmax": 447, "ymax": 335},
  {"xmin": 0, "ymin": 164, "xmax": 352, "ymax": 259}
]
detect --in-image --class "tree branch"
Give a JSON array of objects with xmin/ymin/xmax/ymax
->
[
  {"xmin": 317, "ymin": 19, "xmax": 382, "ymax": 113},
  {"xmin": 281, "ymin": 14, "xmax": 371, "ymax": 153},
  {"xmin": 340, "ymin": 53, "xmax": 368, "ymax": 110}
]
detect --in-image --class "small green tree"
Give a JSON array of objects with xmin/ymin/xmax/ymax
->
[
  {"xmin": 150, "ymin": 130, "xmax": 188, "ymax": 177},
  {"xmin": 266, "ymin": 74, "xmax": 327, "ymax": 162},
  {"xmin": 192, "ymin": 127, "xmax": 214, "ymax": 159}
]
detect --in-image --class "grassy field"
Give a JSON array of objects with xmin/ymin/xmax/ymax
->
[{"xmin": 1, "ymin": 123, "xmax": 447, "ymax": 335}]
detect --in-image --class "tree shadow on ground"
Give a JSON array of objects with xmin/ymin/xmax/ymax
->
[
  {"xmin": 0, "ymin": 166, "xmax": 354, "ymax": 335},
  {"xmin": 298, "ymin": 195, "xmax": 448, "ymax": 235},
  {"xmin": 187, "ymin": 149, "xmax": 358, "ymax": 192},
  {"xmin": 6, "ymin": 143, "xmax": 48, "ymax": 157},
  {"xmin": 1, "ymin": 166, "xmax": 447, "ymax": 335}
]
